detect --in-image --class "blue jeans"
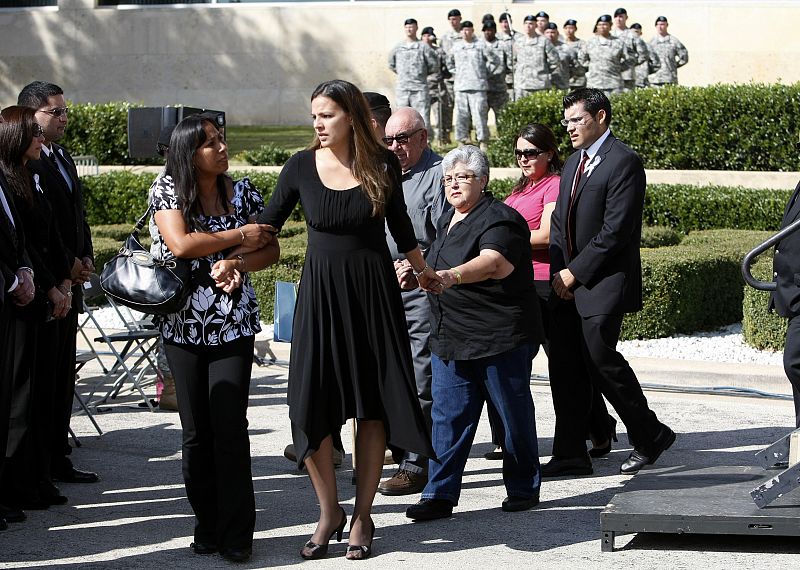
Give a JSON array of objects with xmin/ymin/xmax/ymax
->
[{"xmin": 422, "ymin": 343, "xmax": 541, "ymax": 505}]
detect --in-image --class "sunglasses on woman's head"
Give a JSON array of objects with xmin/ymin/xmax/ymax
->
[{"xmin": 514, "ymin": 148, "xmax": 546, "ymax": 159}]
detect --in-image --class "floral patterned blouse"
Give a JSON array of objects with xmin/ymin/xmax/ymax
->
[{"xmin": 150, "ymin": 175, "xmax": 263, "ymax": 346}]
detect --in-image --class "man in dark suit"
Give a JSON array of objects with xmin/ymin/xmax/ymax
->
[
  {"xmin": 546, "ymin": 88, "xmax": 675, "ymax": 476},
  {"xmin": 0, "ymin": 150, "xmax": 36, "ymax": 528},
  {"xmin": 770, "ymin": 181, "xmax": 800, "ymax": 428},
  {"xmin": 18, "ymin": 81, "xmax": 97, "ymax": 484}
]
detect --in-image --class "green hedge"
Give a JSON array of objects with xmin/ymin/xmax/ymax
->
[
  {"xmin": 61, "ymin": 101, "xmax": 149, "ymax": 166},
  {"xmin": 236, "ymin": 144, "xmax": 293, "ymax": 166},
  {"xmin": 742, "ymin": 257, "xmax": 787, "ymax": 351},
  {"xmin": 490, "ymin": 84, "xmax": 800, "ymax": 171},
  {"xmin": 620, "ymin": 230, "xmax": 771, "ymax": 340}
]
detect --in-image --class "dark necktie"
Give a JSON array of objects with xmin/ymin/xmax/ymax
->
[{"xmin": 567, "ymin": 152, "xmax": 590, "ymax": 257}]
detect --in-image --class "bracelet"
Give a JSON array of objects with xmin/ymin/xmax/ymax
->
[
  {"xmin": 236, "ymin": 254, "xmax": 245, "ymax": 272},
  {"xmin": 451, "ymin": 268, "xmax": 463, "ymax": 285},
  {"xmin": 413, "ymin": 264, "xmax": 430, "ymax": 277},
  {"xmin": 238, "ymin": 228, "xmax": 246, "ymax": 243}
]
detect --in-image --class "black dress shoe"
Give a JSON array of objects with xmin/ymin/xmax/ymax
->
[
  {"xmin": 406, "ymin": 498, "xmax": 454, "ymax": 521},
  {"xmin": 220, "ymin": 547, "xmax": 252, "ymax": 562},
  {"xmin": 501, "ymin": 495, "xmax": 540, "ymax": 512},
  {"xmin": 39, "ymin": 483, "xmax": 68, "ymax": 506},
  {"xmin": 620, "ymin": 426, "xmax": 676, "ymax": 475},
  {"xmin": 52, "ymin": 467, "xmax": 99, "ymax": 484},
  {"xmin": 190, "ymin": 541, "xmax": 218, "ymax": 555},
  {"xmin": 0, "ymin": 504, "xmax": 26, "ymax": 523},
  {"xmin": 589, "ymin": 417, "xmax": 618, "ymax": 458},
  {"xmin": 540, "ymin": 456, "xmax": 593, "ymax": 478}
]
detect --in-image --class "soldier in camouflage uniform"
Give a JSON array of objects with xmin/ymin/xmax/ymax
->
[
  {"xmin": 631, "ymin": 23, "xmax": 661, "ymax": 88},
  {"xmin": 498, "ymin": 12, "xmax": 523, "ymax": 101},
  {"xmin": 438, "ymin": 9, "xmax": 463, "ymax": 144},
  {"xmin": 389, "ymin": 18, "xmax": 438, "ymax": 136},
  {"xmin": 421, "ymin": 26, "xmax": 452, "ymax": 145},
  {"xmin": 544, "ymin": 22, "xmax": 570, "ymax": 90},
  {"xmin": 447, "ymin": 20, "xmax": 500, "ymax": 148},
  {"xmin": 611, "ymin": 8, "xmax": 649, "ymax": 91},
  {"xmin": 648, "ymin": 16, "xmax": 688, "ymax": 86},
  {"xmin": 535, "ymin": 10, "xmax": 550, "ymax": 36},
  {"xmin": 578, "ymin": 14, "xmax": 634, "ymax": 96},
  {"xmin": 513, "ymin": 14, "xmax": 560, "ymax": 99},
  {"xmin": 482, "ymin": 20, "xmax": 510, "ymax": 121},
  {"xmin": 562, "ymin": 19, "xmax": 587, "ymax": 89}
]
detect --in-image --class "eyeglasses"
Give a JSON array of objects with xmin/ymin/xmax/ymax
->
[
  {"xmin": 560, "ymin": 114, "xmax": 591, "ymax": 128},
  {"xmin": 442, "ymin": 173, "xmax": 477, "ymax": 185},
  {"xmin": 38, "ymin": 106, "xmax": 69, "ymax": 118},
  {"xmin": 32, "ymin": 124, "xmax": 44, "ymax": 138},
  {"xmin": 382, "ymin": 128, "xmax": 423, "ymax": 146},
  {"xmin": 514, "ymin": 148, "xmax": 546, "ymax": 159}
]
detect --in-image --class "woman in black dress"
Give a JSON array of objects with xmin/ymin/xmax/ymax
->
[{"xmin": 259, "ymin": 80, "xmax": 438, "ymax": 560}]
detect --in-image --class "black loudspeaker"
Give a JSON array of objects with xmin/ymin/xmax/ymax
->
[{"xmin": 127, "ymin": 106, "xmax": 225, "ymax": 159}]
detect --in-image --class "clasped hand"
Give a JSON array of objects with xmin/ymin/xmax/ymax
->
[
  {"xmin": 210, "ymin": 260, "xmax": 242, "ymax": 294},
  {"xmin": 394, "ymin": 260, "xmax": 445, "ymax": 294},
  {"xmin": 240, "ymin": 223, "xmax": 277, "ymax": 250}
]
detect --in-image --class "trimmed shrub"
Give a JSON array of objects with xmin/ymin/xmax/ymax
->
[
  {"xmin": 237, "ymin": 144, "xmax": 292, "ymax": 166},
  {"xmin": 620, "ymin": 230, "xmax": 772, "ymax": 340},
  {"xmin": 61, "ymin": 101, "xmax": 149, "ymax": 166},
  {"xmin": 641, "ymin": 225, "xmax": 682, "ymax": 248},
  {"xmin": 742, "ymin": 257, "xmax": 787, "ymax": 351},
  {"xmin": 644, "ymin": 184, "xmax": 791, "ymax": 233},
  {"xmin": 490, "ymin": 84, "xmax": 800, "ymax": 171}
]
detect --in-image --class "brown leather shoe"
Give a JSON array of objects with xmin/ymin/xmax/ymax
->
[{"xmin": 377, "ymin": 469, "xmax": 427, "ymax": 496}]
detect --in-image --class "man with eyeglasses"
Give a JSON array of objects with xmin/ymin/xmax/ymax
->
[
  {"xmin": 378, "ymin": 107, "xmax": 448, "ymax": 496},
  {"xmin": 18, "ymin": 81, "xmax": 97, "ymax": 489},
  {"xmin": 389, "ymin": 18, "xmax": 438, "ymax": 140},
  {"xmin": 546, "ymin": 88, "xmax": 675, "ymax": 478}
]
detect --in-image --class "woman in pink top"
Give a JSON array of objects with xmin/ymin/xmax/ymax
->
[{"xmin": 485, "ymin": 123, "xmax": 563, "ymax": 461}]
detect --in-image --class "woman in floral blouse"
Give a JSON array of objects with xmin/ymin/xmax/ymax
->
[{"xmin": 151, "ymin": 114, "xmax": 278, "ymax": 563}]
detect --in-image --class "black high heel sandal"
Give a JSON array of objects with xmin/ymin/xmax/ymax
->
[
  {"xmin": 300, "ymin": 506, "xmax": 347, "ymax": 560},
  {"xmin": 345, "ymin": 520, "xmax": 375, "ymax": 561},
  {"xmin": 589, "ymin": 416, "xmax": 618, "ymax": 458}
]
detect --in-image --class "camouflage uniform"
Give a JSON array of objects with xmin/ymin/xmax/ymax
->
[
  {"xmin": 648, "ymin": 34, "xmax": 688, "ymax": 85},
  {"xmin": 438, "ymin": 29, "xmax": 462, "ymax": 141},
  {"xmin": 447, "ymin": 38, "xmax": 500, "ymax": 143},
  {"xmin": 635, "ymin": 42, "xmax": 661, "ymax": 88},
  {"xmin": 389, "ymin": 40, "xmax": 438, "ymax": 134},
  {"xmin": 498, "ymin": 30, "xmax": 523, "ymax": 100},
  {"xmin": 578, "ymin": 35, "xmax": 634, "ymax": 95},
  {"xmin": 512, "ymin": 34, "xmax": 560, "ymax": 99},
  {"xmin": 550, "ymin": 39, "xmax": 571, "ymax": 90},
  {"xmin": 483, "ymin": 37, "xmax": 511, "ymax": 119},
  {"xmin": 427, "ymin": 44, "xmax": 452, "ymax": 144},
  {"xmin": 611, "ymin": 27, "xmax": 649, "ymax": 90},
  {"xmin": 563, "ymin": 38, "xmax": 587, "ymax": 88}
]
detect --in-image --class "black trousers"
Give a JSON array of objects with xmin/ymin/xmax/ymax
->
[
  {"xmin": 782, "ymin": 315, "xmax": 800, "ymax": 428},
  {"xmin": 50, "ymin": 311, "xmax": 78, "ymax": 473},
  {"xmin": 0, "ymin": 307, "xmax": 14, "ymax": 486},
  {"xmin": 164, "ymin": 336, "xmax": 256, "ymax": 550},
  {"xmin": 548, "ymin": 298, "xmax": 665, "ymax": 458}
]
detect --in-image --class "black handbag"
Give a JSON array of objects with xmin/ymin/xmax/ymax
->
[{"xmin": 99, "ymin": 205, "xmax": 192, "ymax": 315}]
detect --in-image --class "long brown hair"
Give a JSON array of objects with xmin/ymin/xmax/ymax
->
[
  {"xmin": 308, "ymin": 80, "xmax": 392, "ymax": 217},
  {"xmin": 0, "ymin": 105, "xmax": 37, "ymax": 205},
  {"xmin": 511, "ymin": 123, "xmax": 563, "ymax": 194}
]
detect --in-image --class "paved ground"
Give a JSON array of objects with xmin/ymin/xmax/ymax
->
[{"xmin": 2, "ymin": 335, "xmax": 800, "ymax": 569}]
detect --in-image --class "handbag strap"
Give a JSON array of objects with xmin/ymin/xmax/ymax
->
[{"xmin": 132, "ymin": 203, "xmax": 155, "ymax": 235}]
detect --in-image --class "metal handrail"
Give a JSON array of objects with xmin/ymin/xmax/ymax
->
[{"xmin": 741, "ymin": 217, "xmax": 800, "ymax": 291}]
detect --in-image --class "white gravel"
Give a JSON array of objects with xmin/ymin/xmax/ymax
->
[{"xmin": 87, "ymin": 306, "xmax": 783, "ymax": 366}]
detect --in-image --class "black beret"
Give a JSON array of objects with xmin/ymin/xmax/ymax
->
[
  {"xmin": 564, "ymin": 19, "xmax": 578, "ymax": 27},
  {"xmin": 523, "ymin": 14, "xmax": 536, "ymax": 22},
  {"xmin": 421, "ymin": 26, "xmax": 435, "ymax": 36},
  {"xmin": 482, "ymin": 13, "xmax": 494, "ymax": 22},
  {"xmin": 614, "ymin": 8, "xmax": 628, "ymax": 17},
  {"xmin": 404, "ymin": 18, "xmax": 417, "ymax": 26},
  {"xmin": 448, "ymin": 9, "xmax": 461, "ymax": 18},
  {"xmin": 545, "ymin": 22, "xmax": 558, "ymax": 31},
  {"xmin": 499, "ymin": 12, "xmax": 511, "ymax": 22},
  {"xmin": 655, "ymin": 16, "xmax": 668, "ymax": 24},
  {"xmin": 597, "ymin": 14, "xmax": 612, "ymax": 23},
  {"xmin": 630, "ymin": 23, "xmax": 642, "ymax": 30},
  {"xmin": 482, "ymin": 21, "xmax": 497, "ymax": 31},
  {"xmin": 536, "ymin": 11, "xmax": 549, "ymax": 19},
  {"xmin": 460, "ymin": 21, "xmax": 474, "ymax": 29}
]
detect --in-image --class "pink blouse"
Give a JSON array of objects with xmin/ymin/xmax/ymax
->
[{"xmin": 504, "ymin": 174, "xmax": 560, "ymax": 281}]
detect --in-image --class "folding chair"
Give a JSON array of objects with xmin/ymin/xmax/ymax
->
[
  {"xmin": 80, "ymin": 274, "xmax": 160, "ymax": 411},
  {"xmin": 70, "ymin": 350, "xmax": 104, "ymax": 447}
]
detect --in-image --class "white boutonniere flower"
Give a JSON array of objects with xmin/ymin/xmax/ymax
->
[
  {"xmin": 585, "ymin": 155, "xmax": 602, "ymax": 177},
  {"xmin": 33, "ymin": 173, "xmax": 44, "ymax": 194}
]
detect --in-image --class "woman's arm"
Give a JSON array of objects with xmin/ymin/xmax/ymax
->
[
  {"xmin": 154, "ymin": 209, "xmax": 273, "ymax": 259},
  {"xmin": 437, "ymin": 249, "xmax": 514, "ymax": 289},
  {"xmin": 530, "ymin": 201, "xmax": 556, "ymax": 250},
  {"xmin": 210, "ymin": 241, "xmax": 281, "ymax": 293}
]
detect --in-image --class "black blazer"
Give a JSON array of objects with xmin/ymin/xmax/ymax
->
[
  {"xmin": 27, "ymin": 144, "xmax": 93, "ymax": 307},
  {"xmin": 0, "ymin": 170, "xmax": 32, "ymax": 309},
  {"xmin": 770, "ymin": 181, "xmax": 800, "ymax": 318},
  {"xmin": 549, "ymin": 132, "xmax": 645, "ymax": 317}
]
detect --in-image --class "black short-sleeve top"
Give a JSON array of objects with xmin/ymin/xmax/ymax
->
[
  {"xmin": 149, "ymin": 175, "xmax": 263, "ymax": 346},
  {"xmin": 426, "ymin": 192, "xmax": 543, "ymax": 360}
]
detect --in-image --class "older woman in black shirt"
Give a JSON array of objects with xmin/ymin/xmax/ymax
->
[{"xmin": 404, "ymin": 145, "xmax": 545, "ymax": 521}]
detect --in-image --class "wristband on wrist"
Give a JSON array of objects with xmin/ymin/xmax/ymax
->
[
  {"xmin": 451, "ymin": 268, "xmax": 463, "ymax": 285},
  {"xmin": 413, "ymin": 264, "xmax": 430, "ymax": 277},
  {"xmin": 236, "ymin": 254, "xmax": 245, "ymax": 271},
  {"xmin": 238, "ymin": 228, "xmax": 246, "ymax": 243}
]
